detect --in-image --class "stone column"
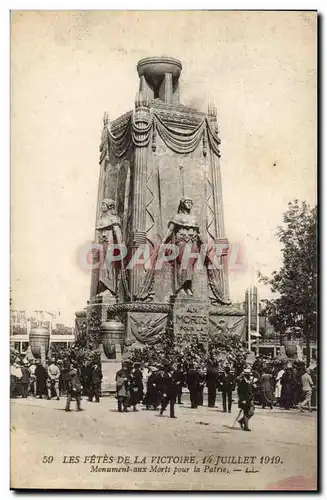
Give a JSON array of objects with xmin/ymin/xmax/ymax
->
[
  {"xmin": 130, "ymin": 92, "xmax": 151, "ymax": 299},
  {"xmin": 164, "ymin": 73, "xmax": 173, "ymax": 104},
  {"xmin": 90, "ymin": 248, "xmax": 100, "ymax": 300},
  {"xmin": 139, "ymin": 75, "xmax": 154, "ymax": 101}
]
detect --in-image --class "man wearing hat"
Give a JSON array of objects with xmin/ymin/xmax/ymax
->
[
  {"xmin": 116, "ymin": 362, "xmax": 131, "ymax": 412},
  {"xmin": 129, "ymin": 362, "xmax": 144, "ymax": 412},
  {"xmin": 186, "ymin": 362, "xmax": 201, "ymax": 409},
  {"xmin": 88, "ymin": 361, "xmax": 103, "ymax": 403},
  {"xmin": 221, "ymin": 366, "xmax": 236, "ymax": 413},
  {"xmin": 46, "ymin": 358, "xmax": 61, "ymax": 400},
  {"xmin": 158, "ymin": 363, "xmax": 177, "ymax": 418},
  {"xmin": 65, "ymin": 361, "xmax": 83, "ymax": 412},
  {"xmin": 206, "ymin": 361, "xmax": 219, "ymax": 408},
  {"xmin": 237, "ymin": 368, "xmax": 255, "ymax": 431},
  {"xmin": 20, "ymin": 360, "xmax": 31, "ymax": 398}
]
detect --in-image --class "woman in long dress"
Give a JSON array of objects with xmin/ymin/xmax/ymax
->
[
  {"xmin": 280, "ymin": 367, "xmax": 294, "ymax": 410},
  {"xmin": 259, "ymin": 368, "xmax": 274, "ymax": 409}
]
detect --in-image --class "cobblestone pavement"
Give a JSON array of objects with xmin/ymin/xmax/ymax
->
[{"xmin": 11, "ymin": 394, "xmax": 317, "ymax": 491}]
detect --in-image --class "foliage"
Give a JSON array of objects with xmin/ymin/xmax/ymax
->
[
  {"xmin": 49, "ymin": 343, "xmax": 101, "ymax": 366},
  {"xmin": 126, "ymin": 329, "xmax": 248, "ymax": 376},
  {"xmin": 259, "ymin": 200, "xmax": 317, "ymax": 343}
]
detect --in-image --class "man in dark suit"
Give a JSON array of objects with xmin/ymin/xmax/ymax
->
[
  {"xmin": 206, "ymin": 362, "xmax": 218, "ymax": 408},
  {"xmin": 174, "ymin": 363, "xmax": 184, "ymax": 405},
  {"xmin": 159, "ymin": 363, "xmax": 177, "ymax": 418},
  {"xmin": 20, "ymin": 361, "xmax": 30, "ymax": 398},
  {"xmin": 221, "ymin": 366, "xmax": 236, "ymax": 413},
  {"xmin": 35, "ymin": 359, "xmax": 47, "ymax": 399},
  {"xmin": 88, "ymin": 361, "xmax": 103, "ymax": 403},
  {"xmin": 186, "ymin": 363, "xmax": 200, "ymax": 409},
  {"xmin": 237, "ymin": 368, "xmax": 255, "ymax": 431},
  {"xmin": 129, "ymin": 362, "xmax": 144, "ymax": 412}
]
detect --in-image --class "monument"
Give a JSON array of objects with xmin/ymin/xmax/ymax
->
[{"xmin": 75, "ymin": 56, "xmax": 245, "ymax": 361}]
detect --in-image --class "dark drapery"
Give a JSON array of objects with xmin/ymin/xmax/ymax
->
[{"xmin": 100, "ymin": 111, "xmax": 221, "ymax": 160}]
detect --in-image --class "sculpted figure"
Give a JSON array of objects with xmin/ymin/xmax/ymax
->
[
  {"xmin": 161, "ymin": 198, "xmax": 200, "ymax": 296},
  {"xmin": 160, "ymin": 197, "xmax": 230, "ymax": 304},
  {"xmin": 96, "ymin": 199, "xmax": 123, "ymax": 296}
]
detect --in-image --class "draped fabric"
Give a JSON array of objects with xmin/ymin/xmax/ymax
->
[
  {"xmin": 101, "ymin": 111, "xmax": 221, "ymax": 160},
  {"xmin": 153, "ymin": 114, "xmax": 205, "ymax": 154},
  {"xmin": 205, "ymin": 117, "xmax": 221, "ymax": 157},
  {"xmin": 107, "ymin": 116, "xmax": 133, "ymax": 158}
]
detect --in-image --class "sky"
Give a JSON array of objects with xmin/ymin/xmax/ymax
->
[{"xmin": 11, "ymin": 11, "xmax": 317, "ymax": 326}]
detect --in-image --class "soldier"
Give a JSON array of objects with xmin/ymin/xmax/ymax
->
[
  {"xmin": 115, "ymin": 363, "xmax": 130, "ymax": 412},
  {"xmin": 221, "ymin": 366, "xmax": 236, "ymax": 413},
  {"xmin": 46, "ymin": 358, "xmax": 61, "ymax": 400},
  {"xmin": 237, "ymin": 368, "xmax": 255, "ymax": 431},
  {"xmin": 65, "ymin": 362, "xmax": 83, "ymax": 412},
  {"xmin": 158, "ymin": 363, "xmax": 177, "ymax": 418}
]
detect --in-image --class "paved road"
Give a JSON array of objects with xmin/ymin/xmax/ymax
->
[{"xmin": 11, "ymin": 395, "xmax": 317, "ymax": 491}]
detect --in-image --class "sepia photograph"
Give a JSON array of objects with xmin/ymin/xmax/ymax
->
[{"xmin": 10, "ymin": 10, "xmax": 317, "ymax": 491}]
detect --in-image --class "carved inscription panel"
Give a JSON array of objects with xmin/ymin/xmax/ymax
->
[{"xmin": 174, "ymin": 299, "xmax": 209, "ymax": 344}]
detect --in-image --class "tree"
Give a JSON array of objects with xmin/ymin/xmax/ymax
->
[{"xmin": 259, "ymin": 200, "xmax": 317, "ymax": 365}]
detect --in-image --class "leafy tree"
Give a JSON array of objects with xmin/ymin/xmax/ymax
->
[{"xmin": 259, "ymin": 200, "xmax": 317, "ymax": 365}]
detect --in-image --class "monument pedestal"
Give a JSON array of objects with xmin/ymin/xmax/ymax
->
[{"xmin": 173, "ymin": 295, "xmax": 209, "ymax": 347}]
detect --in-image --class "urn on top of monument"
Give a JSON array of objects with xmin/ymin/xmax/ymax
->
[{"xmin": 137, "ymin": 56, "xmax": 182, "ymax": 104}]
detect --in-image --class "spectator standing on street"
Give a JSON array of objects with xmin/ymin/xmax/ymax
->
[
  {"xmin": 28, "ymin": 360, "xmax": 37, "ymax": 396},
  {"xmin": 115, "ymin": 363, "xmax": 130, "ymax": 412},
  {"xmin": 46, "ymin": 359, "xmax": 61, "ymax": 400},
  {"xmin": 221, "ymin": 366, "xmax": 236, "ymax": 413},
  {"xmin": 206, "ymin": 361, "xmax": 218, "ymax": 408},
  {"xmin": 20, "ymin": 361, "xmax": 30, "ymax": 398},
  {"xmin": 10, "ymin": 361, "xmax": 22, "ymax": 398},
  {"xmin": 35, "ymin": 359, "xmax": 47, "ymax": 399},
  {"xmin": 186, "ymin": 363, "xmax": 200, "ymax": 409},
  {"xmin": 129, "ymin": 362, "xmax": 143, "ymax": 412},
  {"xmin": 237, "ymin": 368, "xmax": 255, "ymax": 432},
  {"xmin": 81, "ymin": 360, "xmax": 92, "ymax": 397},
  {"xmin": 280, "ymin": 367, "xmax": 294, "ymax": 410},
  {"xmin": 88, "ymin": 361, "xmax": 103, "ymax": 403},
  {"xmin": 197, "ymin": 363, "xmax": 206, "ymax": 406},
  {"xmin": 299, "ymin": 367, "xmax": 314, "ymax": 412},
  {"xmin": 259, "ymin": 367, "xmax": 274, "ymax": 409},
  {"xmin": 174, "ymin": 363, "xmax": 184, "ymax": 405},
  {"xmin": 144, "ymin": 366, "xmax": 161, "ymax": 410},
  {"xmin": 158, "ymin": 363, "xmax": 177, "ymax": 419},
  {"xmin": 65, "ymin": 362, "xmax": 83, "ymax": 412}
]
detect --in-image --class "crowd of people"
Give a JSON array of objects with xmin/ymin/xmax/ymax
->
[
  {"xmin": 10, "ymin": 338, "xmax": 317, "ymax": 432},
  {"xmin": 10, "ymin": 355, "xmax": 103, "ymax": 412},
  {"xmin": 112, "ymin": 353, "xmax": 316, "ymax": 431}
]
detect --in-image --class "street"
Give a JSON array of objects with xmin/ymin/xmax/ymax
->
[{"xmin": 11, "ymin": 395, "xmax": 317, "ymax": 491}]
